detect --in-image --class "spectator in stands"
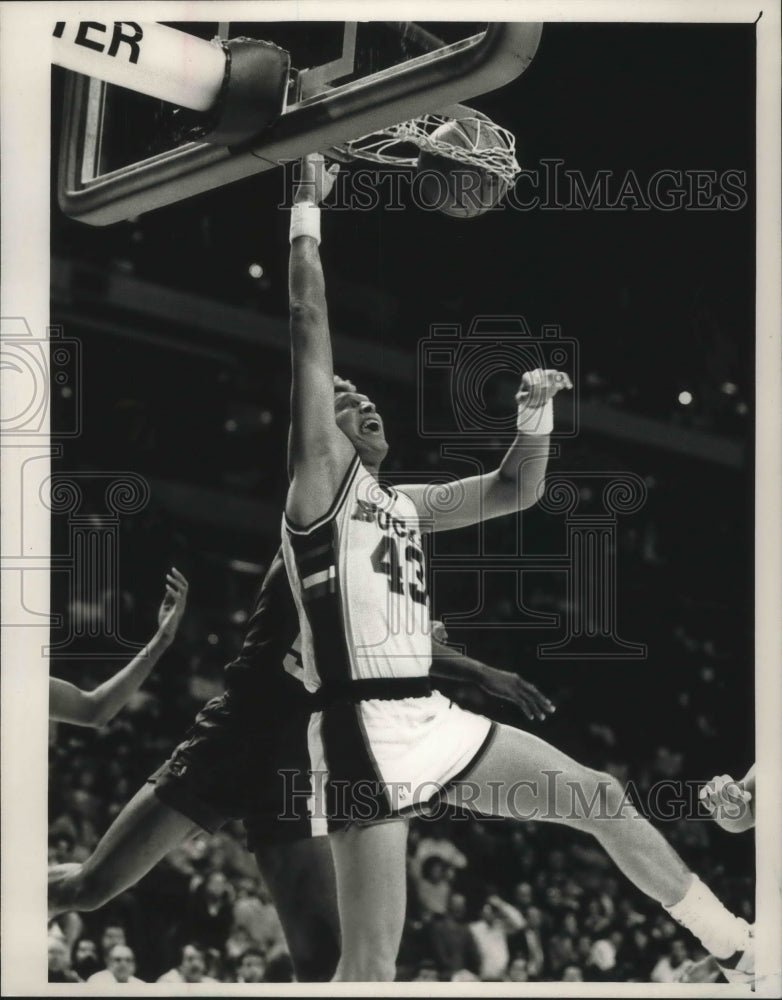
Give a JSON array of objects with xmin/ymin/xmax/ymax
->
[
  {"xmin": 48, "ymin": 936, "xmax": 81, "ymax": 983},
  {"xmin": 583, "ymin": 894, "xmax": 613, "ymax": 936},
  {"xmin": 87, "ymin": 943, "xmax": 145, "ymax": 984},
  {"xmin": 71, "ymin": 937, "xmax": 101, "ymax": 981},
  {"xmin": 586, "ymin": 938, "xmax": 618, "ymax": 982},
  {"xmin": 469, "ymin": 892, "xmax": 525, "ymax": 981},
  {"xmin": 548, "ymin": 931, "xmax": 579, "ymax": 979},
  {"xmin": 99, "ymin": 922, "xmax": 127, "ymax": 961},
  {"xmin": 157, "ymin": 942, "xmax": 218, "ymax": 983},
  {"xmin": 48, "ymin": 830, "xmax": 76, "ymax": 866},
  {"xmin": 414, "ymin": 855, "xmax": 453, "ymax": 919},
  {"xmin": 562, "ymin": 964, "xmax": 585, "ymax": 982},
  {"xmin": 235, "ymin": 947, "xmax": 266, "ymax": 983},
  {"xmin": 232, "ymin": 876, "xmax": 287, "ymax": 961},
  {"xmin": 504, "ymin": 954, "xmax": 530, "ymax": 982},
  {"xmin": 181, "ymin": 870, "xmax": 234, "ymax": 952},
  {"xmin": 204, "ymin": 946, "xmax": 224, "ymax": 982},
  {"xmin": 224, "ymin": 925, "xmax": 257, "ymax": 965},
  {"xmin": 428, "ymin": 891, "xmax": 479, "ymax": 977},
  {"xmin": 615, "ymin": 925, "xmax": 655, "ymax": 981},
  {"xmin": 524, "ymin": 905, "xmax": 545, "ymax": 933},
  {"xmin": 546, "ymin": 883, "xmax": 580, "ymax": 916},
  {"xmin": 48, "ymin": 912, "xmax": 83, "ymax": 953},
  {"xmin": 575, "ymin": 933, "xmax": 593, "ymax": 966},
  {"xmin": 509, "ymin": 918, "xmax": 545, "ymax": 978},
  {"xmin": 651, "ymin": 938, "xmax": 691, "ymax": 983},
  {"xmin": 513, "ymin": 881, "xmax": 534, "ymax": 908},
  {"xmin": 408, "ymin": 818, "xmax": 467, "ymax": 884}
]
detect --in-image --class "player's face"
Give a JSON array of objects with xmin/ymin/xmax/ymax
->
[{"xmin": 334, "ymin": 390, "xmax": 389, "ymax": 464}]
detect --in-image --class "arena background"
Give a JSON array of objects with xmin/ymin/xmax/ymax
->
[{"xmin": 47, "ymin": 22, "xmax": 755, "ymax": 984}]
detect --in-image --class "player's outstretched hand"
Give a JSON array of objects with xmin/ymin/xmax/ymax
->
[
  {"xmin": 479, "ymin": 665, "xmax": 556, "ymax": 722},
  {"xmin": 516, "ymin": 369, "xmax": 573, "ymax": 409},
  {"xmin": 699, "ymin": 773, "xmax": 751, "ymax": 813},
  {"xmin": 157, "ymin": 567, "xmax": 189, "ymax": 644},
  {"xmin": 294, "ymin": 152, "xmax": 340, "ymax": 206}
]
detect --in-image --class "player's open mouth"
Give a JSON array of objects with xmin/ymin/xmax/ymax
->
[{"xmin": 361, "ymin": 417, "xmax": 382, "ymax": 434}]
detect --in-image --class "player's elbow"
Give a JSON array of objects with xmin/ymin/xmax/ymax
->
[
  {"xmin": 85, "ymin": 693, "xmax": 115, "ymax": 728},
  {"xmin": 490, "ymin": 470, "xmax": 545, "ymax": 514},
  {"xmin": 289, "ymin": 300, "xmax": 326, "ymax": 332},
  {"xmin": 519, "ymin": 469, "xmax": 547, "ymax": 511}
]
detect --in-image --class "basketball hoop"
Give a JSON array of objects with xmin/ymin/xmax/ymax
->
[{"xmin": 331, "ymin": 106, "xmax": 520, "ymax": 186}]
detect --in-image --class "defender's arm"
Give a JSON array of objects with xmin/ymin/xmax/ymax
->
[{"xmin": 49, "ymin": 569, "xmax": 187, "ymax": 727}]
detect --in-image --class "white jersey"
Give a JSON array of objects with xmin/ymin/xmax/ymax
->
[
  {"xmin": 282, "ymin": 455, "xmax": 431, "ymax": 692},
  {"xmin": 282, "ymin": 454, "xmax": 493, "ymax": 832}
]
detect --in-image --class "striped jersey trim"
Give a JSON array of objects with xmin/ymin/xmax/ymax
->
[
  {"xmin": 301, "ymin": 566, "xmax": 335, "ymax": 590},
  {"xmin": 284, "ymin": 454, "xmax": 361, "ymax": 536}
]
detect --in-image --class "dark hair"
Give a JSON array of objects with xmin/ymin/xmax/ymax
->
[
  {"xmin": 421, "ymin": 855, "xmax": 447, "ymax": 879},
  {"xmin": 70, "ymin": 937, "xmax": 102, "ymax": 980},
  {"xmin": 71, "ymin": 936, "xmax": 97, "ymax": 957}
]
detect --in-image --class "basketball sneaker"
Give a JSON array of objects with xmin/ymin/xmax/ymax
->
[{"xmin": 717, "ymin": 924, "xmax": 755, "ymax": 984}]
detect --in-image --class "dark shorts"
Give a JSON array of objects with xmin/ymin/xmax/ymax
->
[{"xmin": 148, "ymin": 691, "xmax": 315, "ymax": 850}]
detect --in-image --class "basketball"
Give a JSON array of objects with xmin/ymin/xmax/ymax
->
[{"xmin": 416, "ymin": 118, "xmax": 513, "ymax": 219}]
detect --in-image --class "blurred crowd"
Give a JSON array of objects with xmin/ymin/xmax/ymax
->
[
  {"xmin": 49, "ymin": 776, "xmax": 753, "ymax": 984},
  {"xmin": 49, "ymin": 586, "xmax": 753, "ymax": 984}
]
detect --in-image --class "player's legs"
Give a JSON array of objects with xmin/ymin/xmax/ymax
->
[
  {"xmin": 328, "ymin": 818, "xmax": 409, "ymax": 982},
  {"xmin": 254, "ymin": 837, "xmax": 340, "ymax": 982},
  {"xmin": 48, "ymin": 784, "xmax": 199, "ymax": 918},
  {"xmin": 448, "ymin": 724, "xmax": 689, "ymax": 902},
  {"xmin": 447, "ymin": 723, "xmax": 750, "ymax": 959}
]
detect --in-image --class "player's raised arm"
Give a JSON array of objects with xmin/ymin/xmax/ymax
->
[
  {"xmin": 286, "ymin": 153, "xmax": 354, "ymax": 528},
  {"xmin": 699, "ymin": 764, "xmax": 756, "ymax": 833},
  {"xmin": 399, "ymin": 369, "xmax": 572, "ymax": 532},
  {"xmin": 49, "ymin": 569, "xmax": 188, "ymax": 727}
]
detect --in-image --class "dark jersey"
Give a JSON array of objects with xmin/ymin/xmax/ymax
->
[
  {"xmin": 150, "ymin": 548, "xmax": 316, "ymax": 844},
  {"xmin": 222, "ymin": 548, "xmax": 306, "ymax": 712}
]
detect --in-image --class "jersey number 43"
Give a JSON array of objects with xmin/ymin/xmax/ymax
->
[{"xmin": 370, "ymin": 535, "xmax": 427, "ymax": 606}]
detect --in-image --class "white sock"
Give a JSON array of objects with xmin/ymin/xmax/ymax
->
[{"xmin": 665, "ymin": 874, "xmax": 751, "ymax": 959}]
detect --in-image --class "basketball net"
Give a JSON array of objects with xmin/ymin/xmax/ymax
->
[{"xmin": 332, "ymin": 110, "xmax": 521, "ymax": 185}]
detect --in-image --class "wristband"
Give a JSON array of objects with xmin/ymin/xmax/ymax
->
[
  {"xmin": 290, "ymin": 202, "xmax": 321, "ymax": 245},
  {"xmin": 516, "ymin": 398, "xmax": 553, "ymax": 435}
]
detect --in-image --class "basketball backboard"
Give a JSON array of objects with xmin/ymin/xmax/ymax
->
[{"xmin": 58, "ymin": 21, "xmax": 542, "ymax": 225}]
